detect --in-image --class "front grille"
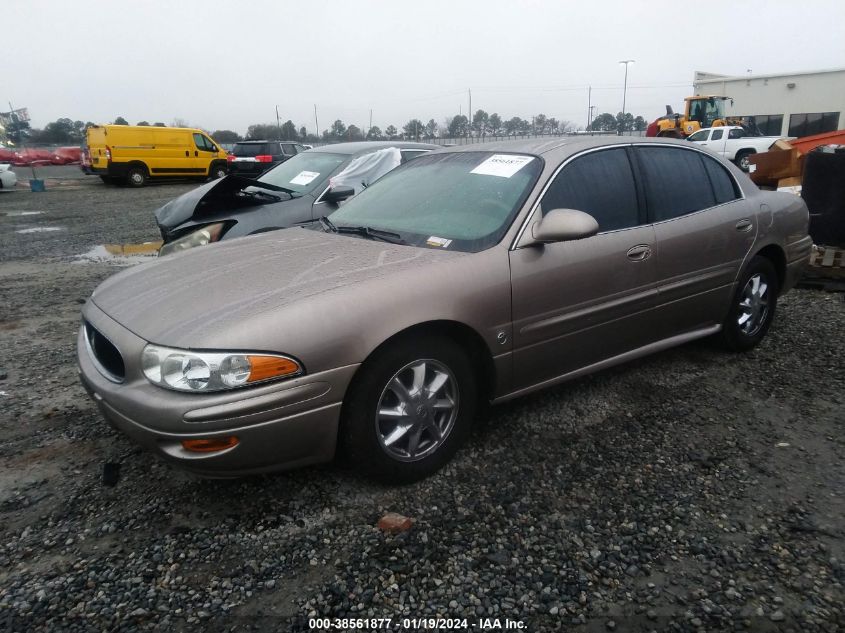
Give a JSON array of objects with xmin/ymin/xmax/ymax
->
[{"xmin": 84, "ymin": 322, "xmax": 125, "ymax": 382}]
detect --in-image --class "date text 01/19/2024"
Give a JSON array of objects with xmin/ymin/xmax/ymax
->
[{"xmin": 308, "ymin": 617, "xmax": 527, "ymax": 630}]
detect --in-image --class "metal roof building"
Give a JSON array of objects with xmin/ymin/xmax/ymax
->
[{"xmin": 693, "ymin": 68, "xmax": 845, "ymax": 137}]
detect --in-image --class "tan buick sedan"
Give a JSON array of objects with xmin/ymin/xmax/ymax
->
[{"xmin": 78, "ymin": 138, "xmax": 811, "ymax": 482}]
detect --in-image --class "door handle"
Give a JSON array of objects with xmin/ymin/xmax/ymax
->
[
  {"xmin": 626, "ymin": 244, "xmax": 651, "ymax": 261},
  {"xmin": 735, "ymin": 219, "xmax": 753, "ymax": 232}
]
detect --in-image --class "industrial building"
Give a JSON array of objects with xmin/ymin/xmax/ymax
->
[{"xmin": 693, "ymin": 68, "xmax": 845, "ymax": 137}]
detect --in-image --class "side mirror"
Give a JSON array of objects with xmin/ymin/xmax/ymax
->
[
  {"xmin": 530, "ymin": 208, "xmax": 599, "ymax": 244},
  {"xmin": 323, "ymin": 186, "xmax": 355, "ymax": 203}
]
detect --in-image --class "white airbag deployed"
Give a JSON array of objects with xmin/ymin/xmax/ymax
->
[{"xmin": 329, "ymin": 147, "xmax": 402, "ymax": 195}]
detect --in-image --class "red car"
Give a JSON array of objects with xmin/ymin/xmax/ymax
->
[
  {"xmin": 13, "ymin": 148, "xmax": 54, "ymax": 166},
  {"xmin": 52, "ymin": 146, "xmax": 82, "ymax": 165}
]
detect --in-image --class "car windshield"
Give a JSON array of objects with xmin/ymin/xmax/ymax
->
[
  {"xmin": 324, "ymin": 151, "xmax": 542, "ymax": 252},
  {"xmin": 257, "ymin": 152, "xmax": 347, "ymax": 195},
  {"xmin": 233, "ymin": 143, "xmax": 269, "ymax": 156}
]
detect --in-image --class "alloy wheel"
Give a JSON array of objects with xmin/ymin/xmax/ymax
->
[
  {"xmin": 375, "ymin": 359, "xmax": 459, "ymax": 462},
  {"xmin": 737, "ymin": 273, "xmax": 769, "ymax": 336}
]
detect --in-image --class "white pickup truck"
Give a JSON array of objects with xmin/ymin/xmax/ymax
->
[{"xmin": 687, "ymin": 126, "xmax": 783, "ymax": 172}]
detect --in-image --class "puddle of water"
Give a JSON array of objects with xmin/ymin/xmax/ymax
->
[
  {"xmin": 16, "ymin": 227, "xmax": 63, "ymax": 234},
  {"xmin": 74, "ymin": 241, "xmax": 162, "ymax": 266},
  {"xmin": 1, "ymin": 211, "xmax": 43, "ymax": 217}
]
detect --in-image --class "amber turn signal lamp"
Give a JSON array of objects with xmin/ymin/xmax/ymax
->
[
  {"xmin": 181, "ymin": 436, "xmax": 239, "ymax": 453},
  {"xmin": 246, "ymin": 356, "xmax": 300, "ymax": 383}
]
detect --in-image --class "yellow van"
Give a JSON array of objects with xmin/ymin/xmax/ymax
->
[{"xmin": 81, "ymin": 125, "xmax": 228, "ymax": 187}]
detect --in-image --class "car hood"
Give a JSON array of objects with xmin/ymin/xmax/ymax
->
[
  {"xmin": 90, "ymin": 228, "xmax": 466, "ymax": 346},
  {"xmin": 154, "ymin": 175, "xmax": 297, "ymax": 238}
]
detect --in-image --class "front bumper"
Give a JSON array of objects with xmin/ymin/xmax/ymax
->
[{"xmin": 77, "ymin": 302, "xmax": 357, "ymax": 477}]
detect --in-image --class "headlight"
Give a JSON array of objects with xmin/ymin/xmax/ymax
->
[
  {"xmin": 142, "ymin": 344, "xmax": 302, "ymax": 392},
  {"xmin": 158, "ymin": 222, "xmax": 226, "ymax": 257}
]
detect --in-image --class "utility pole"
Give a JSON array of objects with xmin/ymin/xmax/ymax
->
[
  {"xmin": 369, "ymin": 109, "xmax": 372, "ymax": 138},
  {"xmin": 619, "ymin": 59, "xmax": 634, "ymax": 135},
  {"xmin": 587, "ymin": 86, "xmax": 592, "ymax": 130},
  {"xmin": 468, "ymin": 88, "xmax": 472, "ymax": 140},
  {"xmin": 313, "ymin": 104, "xmax": 319, "ymax": 140},
  {"xmin": 275, "ymin": 105, "xmax": 282, "ymax": 139}
]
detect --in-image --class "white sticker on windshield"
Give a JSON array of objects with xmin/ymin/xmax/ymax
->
[
  {"xmin": 289, "ymin": 170, "xmax": 320, "ymax": 186},
  {"xmin": 470, "ymin": 154, "xmax": 534, "ymax": 178},
  {"xmin": 426, "ymin": 236, "xmax": 452, "ymax": 248}
]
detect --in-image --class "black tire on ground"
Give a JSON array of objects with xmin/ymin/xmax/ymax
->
[
  {"xmin": 125, "ymin": 165, "xmax": 147, "ymax": 187},
  {"xmin": 340, "ymin": 334, "xmax": 477, "ymax": 483},
  {"xmin": 718, "ymin": 255, "xmax": 779, "ymax": 352},
  {"xmin": 209, "ymin": 162, "xmax": 227, "ymax": 180},
  {"xmin": 735, "ymin": 149, "xmax": 756, "ymax": 172}
]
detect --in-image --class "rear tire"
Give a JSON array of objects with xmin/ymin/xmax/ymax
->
[
  {"xmin": 125, "ymin": 165, "xmax": 147, "ymax": 187},
  {"xmin": 340, "ymin": 335, "xmax": 477, "ymax": 483},
  {"xmin": 735, "ymin": 149, "xmax": 755, "ymax": 172},
  {"xmin": 718, "ymin": 256, "xmax": 779, "ymax": 352}
]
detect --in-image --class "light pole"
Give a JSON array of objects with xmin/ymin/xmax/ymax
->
[
  {"xmin": 275, "ymin": 105, "xmax": 282, "ymax": 139},
  {"xmin": 619, "ymin": 59, "xmax": 634, "ymax": 134}
]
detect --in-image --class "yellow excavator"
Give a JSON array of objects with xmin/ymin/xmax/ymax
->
[{"xmin": 646, "ymin": 95, "xmax": 744, "ymax": 138}]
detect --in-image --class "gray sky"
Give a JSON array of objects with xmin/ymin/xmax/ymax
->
[{"xmin": 7, "ymin": 0, "xmax": 845, "ymax": 134}]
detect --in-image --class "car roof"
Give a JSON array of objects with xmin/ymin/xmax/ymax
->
[
  {"xmin": 431, "ymin": 136, "xmax": 703, "ymax": 159},
  {"xmin": 308, "ymin": 141, "xmax": 439, "ymax": 155},
  {"xmin": 236, "ymin": 140, "xmax": 301, "ymax": 144}
]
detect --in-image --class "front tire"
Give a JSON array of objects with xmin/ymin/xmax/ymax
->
[
  {"xmin": 340, "ymin": 335, "xmax": 477, "ymax": 483},
  {"xmin": 719, "ymin": 256, "xmax": 779, "ymax": 352},
  {"xmin": 735, "ymin": 149, "xmax": 755, "ymax": 172}
]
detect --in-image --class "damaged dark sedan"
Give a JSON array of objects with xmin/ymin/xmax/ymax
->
[{"xmin": 155, "ymin": 141, "xmax": 436, "ymax": 255}]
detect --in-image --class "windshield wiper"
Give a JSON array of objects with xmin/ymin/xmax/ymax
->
[
  {"xmin": 319, "ymin": 215, "xmax": 337, "ymax": 232},
  {"xmin": 238, "ymin": 189, "xmax": 282, "ymax": 203},
  {"xmin": 248, "ymin": 180, "xmax": 296, "ymax": 195},
  {"xmin": 319, "ymin": 216, "xmax": 404, "ymax": 244}
]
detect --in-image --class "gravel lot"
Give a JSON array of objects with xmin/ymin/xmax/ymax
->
[{"xmin": 0, "ymin": 176, "xmax": 842, "ymax": 632}]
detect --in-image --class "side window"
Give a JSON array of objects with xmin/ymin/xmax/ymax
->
[
  {"xmin": 710, "ymin": 129, "xmax": 724, "ymax": 140},
  {"xmin": 282, "ymin": 144, "xmax": 296, "ymax": 155},
  {"xmin": 637, "ymin": 147, "xmax": 716, "ymax": 221},
  {"xmin": 728, "ymin": 128, "xmax": 744, "ymax": 139},
  {"xmin": 193, "ymin": 134, "xmax": 216, "ymax": 151},
  {"xmin": 688, "ymin": 130, "xmax": 709, "ymax": 142},
  {"xmin": 295, "ymin": 144, "xmax": 307, "ymax": 152},
  {"xmin": 541, "ymin": 148, "xmax": 640, "ymax": 232},
  {"xmin": 701, "ymin": 155, "xmax": 740, "ymax": 205}
]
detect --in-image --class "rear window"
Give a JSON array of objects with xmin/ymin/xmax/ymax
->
[
  {"xmin": 701, "ymin": 155, "xmax": 741, "ymax": 204},
  {"xmin": 233, "ymin": 143, "xmax": 269, "ymax": 157},
  {"xmin": 636, "ymin": 147, "xmax": 716, "ymax": 221}
]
